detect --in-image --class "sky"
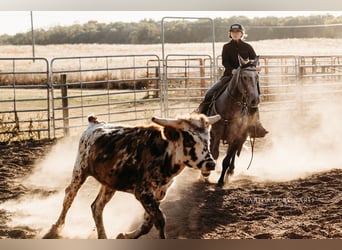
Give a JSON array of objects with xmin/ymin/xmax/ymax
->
[{"xmin": 1, "ymin": 11, "xmax": 342, "ymax": 35}]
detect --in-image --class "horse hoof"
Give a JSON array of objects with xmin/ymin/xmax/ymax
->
[{"xmin": 216, "ymin": 181, "xmax": 224, "ymax": 188}]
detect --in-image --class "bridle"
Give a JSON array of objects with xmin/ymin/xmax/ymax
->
[{"xmin": 227, "ymin": 65, "xmax": 258, "ymax": 114}]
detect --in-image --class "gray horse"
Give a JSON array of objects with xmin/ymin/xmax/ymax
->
[{"xmin": 208, "ymin": 56, "xmax": 261, "ymax": 187}]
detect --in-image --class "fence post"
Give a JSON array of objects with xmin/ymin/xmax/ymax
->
[
  {"xmin": 155, "ymin": 66, "xmax": 160, "ymax": 98},
  {"xmin": 296, "ymin": 57, "xmax": 304, "ymax": 115},
  {"xmin": 199, "ymin": 58, "xmax": 205, "ymax": 95},
  {"xmin": 60, "ymin": 74, "xmax": 69, "ymax": 136}
]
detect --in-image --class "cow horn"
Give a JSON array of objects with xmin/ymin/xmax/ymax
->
[
  {"xmin": 152, "ymin": 116, "xmax": 179, "ymax": 127},
  {"xmin": 207, "ymin": 114, "xmax": 221, "ymax": 125}
]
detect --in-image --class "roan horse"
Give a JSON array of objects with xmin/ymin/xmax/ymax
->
[{"xmin": 208, "ymin": 56, "xmax": 261, "ymax": 187}]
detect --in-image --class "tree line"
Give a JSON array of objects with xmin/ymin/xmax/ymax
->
[{"xmin": 2, "ymin": 14, "xmax": 342, "ymax": 45}]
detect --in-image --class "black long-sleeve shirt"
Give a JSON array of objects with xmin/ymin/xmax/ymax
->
[{"xmin": 221, "ymin": 39, "xmax": 257, "ymax": 77}]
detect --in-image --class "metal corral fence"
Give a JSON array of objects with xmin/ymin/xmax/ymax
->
[
  {"xmin": 163, "ymin": 54, "xmax": 214, "ymax": 117},
  {"xmin": 216, "ymin": 55, "xmax": 342, "ymax": 113},
  {"xmin": 259, "ymin": 55, "xmax": 342, "ymax": 113},
  {"xmin": 258, "ymin": 55, "xmax": 300, "ymax": 112},
  {"xmin": 50, "ymin": 54, "xmax": 162, "ymax": 138},
  {"xmin": 0, "ymin": 57, "xmax": 50, "ymax": 142},
  {"xmin": 1, "ymin": 54, "xmax": 342, "ymax": 141}
]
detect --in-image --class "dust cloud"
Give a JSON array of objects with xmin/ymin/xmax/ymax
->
[
  {"xmin": 1, "ymin": 135, "xmax": 145, "ymax": 239},
  {"xmin": 1, "ymin": 100, "xmax": 342, "ymax": 238},
  {"xmin": 210, "ymin": 100, "xmax": 342, "ymax": 184}
]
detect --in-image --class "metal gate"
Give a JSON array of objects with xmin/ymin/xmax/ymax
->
[
  {"xmin": 163, "ymin": 54, "xmax": 214, "ymax": 116},
  {"xmin": 50, "ymin": 54, "xmax": 161, "ymax": 138},
  {"xmin": 0, "ymin": 57, "xmax": 50, "ymax": 142}
]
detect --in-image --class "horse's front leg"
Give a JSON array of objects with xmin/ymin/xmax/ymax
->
[
  {"xmin": 217, "ymin": 146, "xmax": 234, "ymax": 187},
  {"xmin": 227, "ymin": 153, "xmax": 236, "ymax": 176},
  {"xmin": 217, "ymin": 156, "xmax": 230, "ymax": 187},
  {"xmin": 217, "ymin": 141, "xmax": 239, "ymax": 187}
]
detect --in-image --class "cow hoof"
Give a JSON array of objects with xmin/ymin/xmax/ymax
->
[
  {"xmin": 203, "ymin": 177, "xmax": 210, "ymax": 183},
  {"xmin": 42, "ymin": 225, "xmax": 61, "ymax": 239},
  {"xmin": 42, "ymin": 231, "xmax": 60, "ymax": 239},
  {"xmin": 116, "ymin": 233, "xmax": 127, "ymax": 239}
]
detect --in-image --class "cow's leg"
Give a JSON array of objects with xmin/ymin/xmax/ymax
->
[
  {"xmin": 117, "ymin": 192, "xmax": 165, "ymax": 239},
  {"xmin": 140, "ymin": 193, "xmax": 165, "ymax": 239},
  {"xmin": 91, "ymin": 185, "xmax": 115, "ymax": 239},
  {"xmin": 116, "ymin": 211, "xmax": 153, "ymax": 239},
  {"xmin": 43, "ymin": 169, "xmax": 87, "ymax": 239}
]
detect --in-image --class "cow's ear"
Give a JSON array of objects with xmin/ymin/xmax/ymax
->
[{"xmin": 163, "ymin": 126, "xmax": 180, "ymax": 141}]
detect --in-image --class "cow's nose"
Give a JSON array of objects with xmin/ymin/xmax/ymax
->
[{"xmin": 205, "ymin": 161, "xmax": 216, "ymax": 171}]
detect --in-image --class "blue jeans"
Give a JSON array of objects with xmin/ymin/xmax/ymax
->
[{"xmin": 204, "ymin": 76, "xmax": 232, "ymax": 102}]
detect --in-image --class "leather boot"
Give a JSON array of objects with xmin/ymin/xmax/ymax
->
[{"xmin": 248, "ymin": 107, "xmax": 268, "ymax": 138}]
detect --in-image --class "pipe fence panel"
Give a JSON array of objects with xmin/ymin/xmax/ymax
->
[
  {"xmin": 297, "ymin": 56, "xmax": 342, "ymax": 110},
  {"xmin": 1, "ymin": 54, "xmax": 342, "ymax": 141},
  {"xmin": 258, "ymin": 55, "xmax": 300, "ymax": 112},
  {"xmin": 50, "ymin": 54, "xmax": 161, "ymax": 138},
  {"xmin": 163, "ymin": 54, "xmax": 213, "ymax": 117},
  {"xmin": 0, "ymin": 58, "xmax": 50, "ymax": 142}
]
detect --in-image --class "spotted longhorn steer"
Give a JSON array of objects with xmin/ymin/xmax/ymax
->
[{"xmin": 43, "ymin": 113, "xmax": 220, "ymax": 239}]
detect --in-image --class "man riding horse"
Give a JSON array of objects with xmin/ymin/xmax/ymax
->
[{"xmin": 198, "ymin": 23, "xmax": 268, "ymax": 138}]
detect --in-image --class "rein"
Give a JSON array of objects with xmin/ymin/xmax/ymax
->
[{"xmin": 247, "ymin": 133, "xmax": 255, "ymax": 170}]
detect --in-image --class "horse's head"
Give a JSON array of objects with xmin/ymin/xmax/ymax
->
[{"xmin": 232, "ymin": 55, "xmax": 260, "ymax": 108}]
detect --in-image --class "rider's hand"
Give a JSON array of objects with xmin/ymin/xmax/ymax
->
[{"xmin": 232, "ymin": 69, "xmax": 237, "ymax": 75}]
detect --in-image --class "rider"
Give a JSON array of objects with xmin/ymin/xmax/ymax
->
[{"xmin": 197, "ymin": 23, "xmax": 268, "ymax": 138}]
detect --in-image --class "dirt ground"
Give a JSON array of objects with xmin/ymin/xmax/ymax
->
[{"xmin": 0, "ymin": 139, "xmax": 341, "ymax": 239}]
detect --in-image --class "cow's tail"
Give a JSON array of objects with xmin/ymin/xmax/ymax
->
[{"xmin": 88, "ymin": 113, "xmax": 99, "ymax": 124}]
